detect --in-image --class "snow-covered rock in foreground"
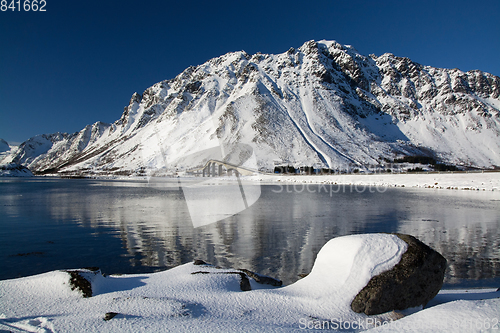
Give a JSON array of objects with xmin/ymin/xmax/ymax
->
[
  {"xmin": 280, "ymin": 234, "xmax": 407, "ymax": 318},
  {"xmin": 2, "ymin": 234, "xmax": 497, "ymax": 332},
  {"xmin": 351, "ymin": 234, "xmax": 446, "ymax": 315}
]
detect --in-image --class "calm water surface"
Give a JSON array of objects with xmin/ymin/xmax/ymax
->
[{"xmin": 1, "ymin": 178, "xmax": 499, "ymax": 288}]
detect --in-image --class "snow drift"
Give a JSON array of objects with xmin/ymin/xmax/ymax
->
[
  {"xmin": 0, "ymin": 234, "xmax": 410, "ymax": 332},
  {"xmin": 1, "ymin": 233, "xmax": 498, "ymax": 332}
]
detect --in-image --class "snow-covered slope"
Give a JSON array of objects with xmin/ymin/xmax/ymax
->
[
  {"xmin": 0, "ymin": 163, "xmax": 33, "ymax": 177},
  {"xmin": 5, "ymin": 40, "xmax": 500, "ymax": 176},
  {"xmin": 0, "ymin": 139, "xmax": 12, "ymax": 163},
  {"xmin": 0, "ymin": 139, "xmax": 33, "ymax": 176},
  {"xmin": 0, "ymin": 234, "xmax": 409, "ymax": 332}
]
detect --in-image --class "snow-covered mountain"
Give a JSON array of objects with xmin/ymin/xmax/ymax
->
[
  {"xmin": 0, "ymin": 139, "xmax": 34, "ymax": 176},
  {"xmin": 3, "ymin": 40, "xmax": 500, "ymax": 176}
]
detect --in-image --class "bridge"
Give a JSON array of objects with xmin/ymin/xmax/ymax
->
[{"xmin": 189, "ymin": 159, "xmax": 258, "ymax": 177}]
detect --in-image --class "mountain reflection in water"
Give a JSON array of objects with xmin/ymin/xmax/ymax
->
[{"xmin": 1, "ymin": 178, "xmax": 499, "ymax": 287}]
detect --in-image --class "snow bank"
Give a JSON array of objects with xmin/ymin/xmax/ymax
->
[
  {"xmin": 248, "ymin": 171, "xmax": 500, "ymax": 191},
  {"xmin": 0, "ymin": 234, "xmax": 498, "ymax": 332},
  {"xmin": 368, "ymin": 293, "xmax": 500, "ymax": 332}
]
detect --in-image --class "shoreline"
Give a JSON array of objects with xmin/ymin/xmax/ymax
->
[
  {"xmin": 246, "ymin": 171, "xmax": 500, "ymax": 192},
  {"xmin": 1, "ymin": 236, "xmax": 499, "ymax": 333},
  {"xmin": 3, "ymin": 171, "xmax": 499, "ymax": 192}
]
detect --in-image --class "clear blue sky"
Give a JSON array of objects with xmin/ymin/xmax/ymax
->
[{"xmin": 1, "ymin": 0, "xmax": 499, "ymax": 145}]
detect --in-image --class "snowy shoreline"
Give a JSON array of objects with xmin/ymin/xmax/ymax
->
[
  {"xmin": 247, "ymin": 171, "xmax": 500, "ymax": 192},
  {"xmin": 3, "ymin": 170, "xmax": 499, "ymax": 193},
  {"xmin": 1, "ymin": 234, "xmax": 499, "ymax": 332}
]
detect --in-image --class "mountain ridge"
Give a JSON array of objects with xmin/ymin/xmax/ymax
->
[{"xmin": 3, "ymin": 40, "xmax": 499, "ymax": 175}]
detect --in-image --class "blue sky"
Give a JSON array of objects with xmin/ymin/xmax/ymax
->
[{"xmin": 1, "ymin": 0, "xmax": 499, "ymax": 145}]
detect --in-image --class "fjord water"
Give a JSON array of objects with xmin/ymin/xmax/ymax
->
[{"xmin": 1, "ymin": 178, "xmax": 499, "ymax": 287}]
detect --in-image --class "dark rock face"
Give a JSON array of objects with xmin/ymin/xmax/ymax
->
[
  {"xmin": 67, "ymin": 270, "xmax": 94, "ymax": 298},
  {"xmin": 66, "ymin": 268, "xmax": 102, "ymax": 298},
  {"xmin": 1, "ymin": 163, "xmax": 33, "ymax": 175},
  {"xmin": 351, "ymin": 234, "xmax": 447, "ymax": 315},
  {"xmin": 238, "ymin": 273, "xmax": 252, "ymax": 291},
  {"xmin": 103, "ymin": 312, "xmax": 119, "ymax": 321},
  {"xmin": 238, "ymin": 268, "xmax": 283, "ymax": 287}
]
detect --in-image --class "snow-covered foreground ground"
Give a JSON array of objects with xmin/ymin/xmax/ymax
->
[
  {"xmin": 248, "ymin": 171, "xmax": 500, "ymax": 192},
  {"xmin": 1, "ymin": 234, "xmax": 498, "ymax": 332}
]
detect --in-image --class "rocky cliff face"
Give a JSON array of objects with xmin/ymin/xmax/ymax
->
[{"xmin": 4, "ymin": 40, "xmax": 500, "ymax": 175}]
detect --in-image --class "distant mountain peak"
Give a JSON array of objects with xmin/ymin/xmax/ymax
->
[{"xmin": 0, "ymin": 139, "xmax": 10, "ymax": 153}]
